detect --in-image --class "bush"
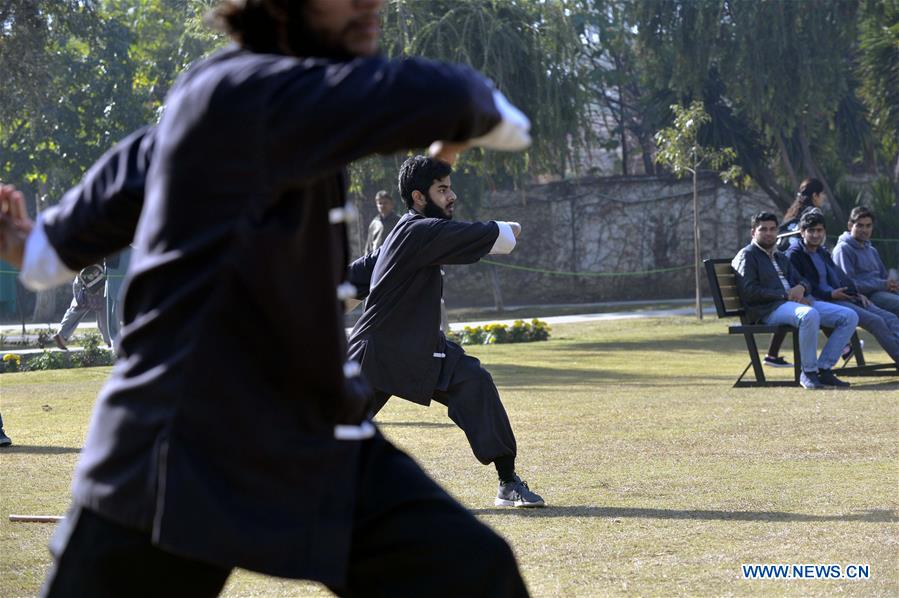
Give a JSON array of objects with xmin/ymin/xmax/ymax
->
[
  {"xmin": 22, "ymin": 350, "xmax": 71, "ymax": 371},
  {"xmin": 449, "ymin": 319, "xmax": 551, "ymax": 345},
  {"xmin": 72, "ymin": 333, "xmax": 114, "ymax": 368},
  {"xmin": 1, "ymin": 353, "xmax": 21, "ymax": 373}
]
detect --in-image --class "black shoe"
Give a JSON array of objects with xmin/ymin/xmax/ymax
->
[
  {"xmin": 800, "ymin": 371, "xmax": 826, "ymax": 390},
  {"xmin": 818, "ymin": 369, "xmax": 850, "ymax": 388},
  {"xmin": 764, "ymin": 355, "xmax": 791, "ymax": 368},
  {"xmin": 52, "ymin": 333, "xmax": 68, "ymax": 351},
  {"xmin": 496, "ymin": 475, "xmax": 545, "ymax": 508},
  {"xmin": 0, "ymin": 429, "xmax": 11, "ymax": 447}
]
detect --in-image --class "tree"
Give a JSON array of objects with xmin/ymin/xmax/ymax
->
[
  {"xmin": 654, "ymin": 100, "xmax": 741, "ymax": 320},
  {"xmin": 631, "ymin": 0, "xmax": 863, "ymax": 221},
  {"xmin": 348, "ymin": 0, "xmax": 590, "ymax": 222}
]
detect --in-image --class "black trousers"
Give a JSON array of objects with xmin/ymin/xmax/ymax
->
[
  {"xmin": 373, "ymin": 354, "xmax": 517, "ymax": 466},
  {"xmin": 42, "ymin": 436, "xmax": 528, "ymax": 598}
]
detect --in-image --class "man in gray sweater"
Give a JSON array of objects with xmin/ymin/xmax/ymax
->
[{"xmin": 833, "ymin": 206, "xmax": 899, "ymax": 317}]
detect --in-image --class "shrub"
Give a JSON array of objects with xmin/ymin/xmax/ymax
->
[
  {"xmin": 23, "ymin": 350, "xmax": 71, "ymax": 371},
  {"xmin": 72, "ymin": 333, "xmax": 114, "ymax": 368},
  {"xmin": 1, "ymin": 353, "xmax": 21, "ymax": 374},
  {"xmin": 450, "ymin": 319, "xmax": 551, "ymax": 345}
]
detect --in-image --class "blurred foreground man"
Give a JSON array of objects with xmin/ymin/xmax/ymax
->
[
  {"xmin": 347, "ymin": 156, "xmax": 545, "ymax": 508},
  {"xmin": 0, "ymin": 0, "xmax": 533, "ymax": 595}
]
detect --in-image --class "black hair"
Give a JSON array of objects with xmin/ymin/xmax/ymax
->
[
  {"xmin": 751, "ymin": 211, "xmax": 778, "ymax": 229},
  {"xmin": 209, "ymin": 1, "xmax": 289, "ymax": 54},
  {"xmin": 397, "ymin": 156, "xmax": 452, "ymax": 210},
  {"xmin": 374, "ymin": 190, "xmax": 391, "ymax": 201},
  {"xmin": 783, "ymin": 177, "xmax": 825, "ymax": 222},
  {"xmin": 799, "ymin": 208, "xmax": 826, "ymax": 231},
  {"xmin": 849, "ymin": 205, "xmax": 875, "ymax": 225}
]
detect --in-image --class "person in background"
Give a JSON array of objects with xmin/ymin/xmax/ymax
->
[
  {"xmin": 834, "ymin": 206, "xmax": 899, "ymax": 317},
  {"xmin": 786, "ymin": 210, "xmax": 899, "ymax": 363},
  {"xmin": 52, "ymin": 262, "xmax": 111, "ymax": 350},
  {"xmin": 732, "ymin": 211, "xmax": 857, "ymax": 390},
  {"xmin": 363, "ymin": 190, "xmax": 400, "ymax": 254}
]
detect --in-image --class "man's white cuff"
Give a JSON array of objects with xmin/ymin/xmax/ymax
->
[
  {"xmin": 469, "ymin": 90, "xmax": 531, "ymax": 151},
  {"xmin": 489, "ymin": 221, "xmax": 518, "ymax": 255},
  {"xmin": 19, "ymin": 215, "xmax": 76, "ymax": 291}
]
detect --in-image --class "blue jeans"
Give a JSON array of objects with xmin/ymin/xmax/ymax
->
[
  {"xmin": 870, "ymin": 290, "xmax": 899, "ymax": 318},
  {"xmin": 763, "ymin": 300, "xmax": 859, "ymax": 372},
  {"xmin": 827, "ymin": 299, "xmax": 899, "ymax": 363}
]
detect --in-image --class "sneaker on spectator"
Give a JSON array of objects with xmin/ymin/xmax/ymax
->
[
  {"xmin": 818, "ymin": 369, "xmax": 850, "ymax": 389},
  {"xmin": 800, "ymin": 371, "xmax": 826, "ymax": 390},
  {"xmin": 764, "ymin": 355, "xmax": 791, "ymax": 368},
  {"xmin": 495, "ymin": 475, "xmax": 545, "ymax": 508},
  {"xmin": 0, "ymin": 429, "xmax": 11, "ymax": 447}
]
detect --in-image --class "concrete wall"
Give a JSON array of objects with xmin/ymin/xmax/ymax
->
[{"xmin": 435, "ymin": 174, "xmax": 780, "ymax": 307}]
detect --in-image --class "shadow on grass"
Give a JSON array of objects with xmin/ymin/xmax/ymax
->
[
  {"xmin": 486, "ymin": 363, "xmax": 657, "ymax": 388},
  {"xmin": 2, "ymin": 445, "xmax": 81, "ymax": 454},
  {"xmin": 377, "ymin": 421, "xmax": 455, "ymax": 429},
  {"xmin": 471, "ymin": 506, "xmax": 898, "ymax": 523},
  {"xmin": 562, "ymin": 334, "xmax": 751, "ymax": 355}
]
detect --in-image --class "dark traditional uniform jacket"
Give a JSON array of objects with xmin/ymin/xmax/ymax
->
[
  {"xmin": 346, "ymin": 211, "xmax": 500, "ymax": 404},
  {"xmin": 39, "ymin": 46, "xmax": 501, "ymax": 584},
  {"xmin": 731, "ymin": 242, "xmax": 810, "ymax": 324}
]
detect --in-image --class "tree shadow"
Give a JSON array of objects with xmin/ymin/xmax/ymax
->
[
  {"xmin": 470, "ymin": 505, "xmax": 898, "ymax": 523},
  {"xmin": 377, "ymin": 421, "xmax": 455, "ymax": 429},
  {"xmin": 561, "ymin": 334, "xmax": 752, "ymax": 355},
  {"xmin": 486, "ymin": 363, "xmax": 659, "ymax": 388},
  {"xmin": 1, "ymin": 445, "xmax": 81, "ymax": 455}
]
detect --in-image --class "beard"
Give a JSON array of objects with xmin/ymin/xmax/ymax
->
[
  {"xmin": 282, "ymin": 4, "xmax": 376, "ymax": 60},
  {"xmin": 423, "ymin": 198, "xmax": 452, "ymax": 220}
]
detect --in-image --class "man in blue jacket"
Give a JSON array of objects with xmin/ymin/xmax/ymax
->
[
  {"xmin": 786, "ymin": 210, "xmax": 899, "ymax": 364},
  {"xmin": 833, "ymin": 206, "xmax": 899, "ymax": 317},
  {"xmin": 732, "ymin": 212, "xmax": 858, "ymax": 389}
]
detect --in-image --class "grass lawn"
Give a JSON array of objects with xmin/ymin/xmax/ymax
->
[{"xmin": 1, "ymin": 317, "xmax": 897, "ymax": 597}]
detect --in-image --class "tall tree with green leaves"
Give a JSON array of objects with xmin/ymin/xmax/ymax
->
[
  {"xmin": 654, "ymin": 100, "xmax": 741, "ymax": 320},
  {"xmin": 349, "ymin": 0, "xmax": 589, "ymax": 220}
]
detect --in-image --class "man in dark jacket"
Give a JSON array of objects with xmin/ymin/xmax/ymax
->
[
  {"xmin": 0, "ymin": 1, "xmax": 534, "ymax": 596},
  {"xmin": 347, "ymin": 155, "xmax": 544, "ymax": 508},
  {"xmin": 731, "ymin": 212, "xmax": 857, "ymax": 389},
  {"xmin": 786, "ymin": 210, "xmax": 899, "ymax": 363}
]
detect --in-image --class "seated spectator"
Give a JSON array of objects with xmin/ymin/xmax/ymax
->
[
  {"xmin": 833, "ymin": 206, "xmax": 899, "ymax": 317},
  {"xmin": 764, "ymin": 177, "xmax": 828, "ymax": 367},
  {"xmin": 732, "ymin": 212, "xmax": 858, "ymax": 389},
  {"xmin": 786, "ymin": 210, "xmax": 899, "ymax": 363}
]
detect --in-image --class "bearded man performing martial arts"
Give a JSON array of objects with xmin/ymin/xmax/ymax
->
[
  {"xmin": 0, "ymin": 1, "xmax": 537, "ymax": 596},
  {"xmin": 346, "ymin": 156, "xmax": 546, "ymax": 508}
]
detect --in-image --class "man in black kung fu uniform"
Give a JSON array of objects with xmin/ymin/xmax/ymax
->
[
  {"xmin": 0, "ymin": 1, "xmax": 537, "ymax": 596},
  {"xmin": 346, "ymin": 155, "xmax": 546, "ymax": 509}
]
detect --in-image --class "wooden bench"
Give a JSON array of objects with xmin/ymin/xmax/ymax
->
[{"xmin": 703, "ymin": 258, "xmax": 895, "ymax": 387}]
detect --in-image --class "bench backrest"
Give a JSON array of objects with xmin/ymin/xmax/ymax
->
[{"xmin": 703, "ymin": 258, "xmax": 745, "ymax": 319}]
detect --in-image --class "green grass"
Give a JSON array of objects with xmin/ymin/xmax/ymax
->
[{"xmin": 1, "ymin": 317, "xmax": 897, "ymax": 597}]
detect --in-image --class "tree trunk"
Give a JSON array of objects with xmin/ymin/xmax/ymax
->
[
  {"xmin": 797, "ymin": 122, "xmax": 846, "ymax": 223},
  {"xmin": 692, "ymin": 165, "xmax": 702, "ymax": 320},
  {"xmin": 617, "ymin": 80, "xmax": 628, "ymax": 176},
  {"xmin": 774, "ymin": 130, "xmax": 799, "ymax": 190},
  {"xmin": 489, "ymin": 265, "xmax": 504, "ymax": 313}
]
